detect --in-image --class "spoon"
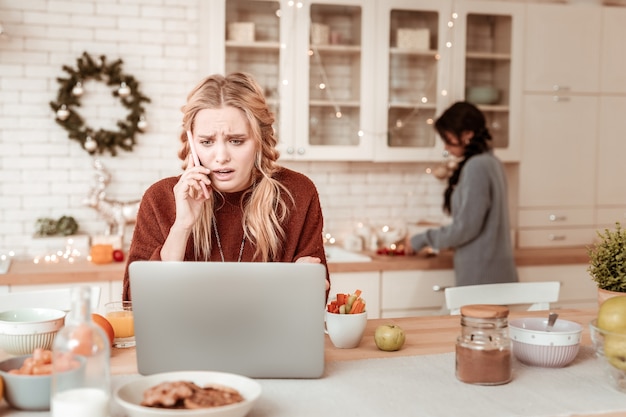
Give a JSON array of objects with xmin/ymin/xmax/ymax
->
[{"xmin": 546, "ymin": 312, "xmax": 559, "ymax": 331}]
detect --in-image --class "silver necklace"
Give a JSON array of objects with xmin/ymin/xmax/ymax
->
[{"xmin": 212, "ymin": 219, "xmax": 245, "ymax": 262}]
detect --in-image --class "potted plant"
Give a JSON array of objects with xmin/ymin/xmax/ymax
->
[{"xmin": 588, "ymin": 222, "xmax": 626, "ymax": 305}]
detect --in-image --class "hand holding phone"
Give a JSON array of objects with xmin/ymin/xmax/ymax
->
[{"xmin": 186, "ymin": 130, "xmax": 210, "ymax": 199}]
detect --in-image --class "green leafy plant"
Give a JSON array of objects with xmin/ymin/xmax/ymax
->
[{"xmin": 588, "ymin": 222, "xmax": 626, "ymax": 292}]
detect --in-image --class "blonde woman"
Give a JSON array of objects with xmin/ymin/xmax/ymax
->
[{"xmin": 123, "ymin": 73, "xmax": 328, "ymax": 300}]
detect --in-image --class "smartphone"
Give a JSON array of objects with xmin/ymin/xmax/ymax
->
[{"xmin": 186, "ymin": 130, "xmax": 210, "ymax": 199}]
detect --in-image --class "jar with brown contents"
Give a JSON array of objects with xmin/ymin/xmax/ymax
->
[{"xmin": 455, "ymin": 304, "xmax": 512, "ymax": 385}]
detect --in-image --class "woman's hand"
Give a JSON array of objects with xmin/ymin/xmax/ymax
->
[
  {"xmin": 172, "ymin": 154, "xmax": 212, "ymax": 230},
  {"xmin": 295, "ymin": 256, "xmax": 329, "ymax": 291},
  {"xmin": 404, "ymin": 236, "xmax": 415, "ymax": 255}
]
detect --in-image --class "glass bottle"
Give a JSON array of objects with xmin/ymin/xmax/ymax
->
[
  {"xmin": 50, "ymin": 285, "xmax": 110, "ymax": 417},
  {"xmin": 455, "ymin": 304, "xmax": 512, "ymax": 385}
]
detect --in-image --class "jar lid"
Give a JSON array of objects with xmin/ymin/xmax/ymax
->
[{"xmin": 460, "ymin": 304, "xmax": 509, "ymax": 319}]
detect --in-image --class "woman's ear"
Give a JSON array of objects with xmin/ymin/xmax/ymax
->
[{"xmin": 461, "ymin": 130, "xmax": 474, "ymax": 145}]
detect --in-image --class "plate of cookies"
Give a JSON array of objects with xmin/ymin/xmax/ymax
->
[{"xmin": 114, "ymin": 371, "xmax": 262, "ymax": 417}]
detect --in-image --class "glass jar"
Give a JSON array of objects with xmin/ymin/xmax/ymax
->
[
  {"xmin": 455, "ymin": 304, "xmax": 512, "ymax": 385},
  {"xmin": 50, "ymin": 286, "xmax": 110, "ymax": 417}
]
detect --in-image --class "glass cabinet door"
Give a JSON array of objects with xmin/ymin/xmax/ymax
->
[
  {"xmin": 464, "ymin": 13, "xmax": 512, "ymax": 150},
  {"xmin": 225, "ymin": 0, "xmax": 289, "ymax": 143},
  {"xmin": 307, "ymin": 3, "xmax": 361, "ymax": 147},
  {"xmin": 454, "ymin": 1, "xmax": 524, "ymax": 162},
  {"xmin": 290, "ymin": 0, "xmax": 375, "ymax": 161},
  {"xmin": 374, "ymin": 0, "xmax": 450, "ymax": 162}
]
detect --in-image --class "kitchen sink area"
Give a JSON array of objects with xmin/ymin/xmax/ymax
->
[{"xmin": 324, "ymin": 245, "xmax": 371, "ymax": 263}]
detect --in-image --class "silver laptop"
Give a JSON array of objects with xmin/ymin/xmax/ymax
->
[{"xmin": 129, "ymin": 261, "xmax": 327, "ymax": 379}]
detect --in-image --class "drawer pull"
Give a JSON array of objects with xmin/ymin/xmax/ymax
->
[
  {"xmin": 552, "ymin": 96, "xmax": 571, "ymax": 102},
  {"xmin": 548, "ymin": 234, "xmax": 566, "ymax": 241},
  {"xmin": 548, "ymin": 214, "xmax": 567, "ymax": 222},
  {"xmin": 432, "ymin": 285, "xmax": 451, "ymax": 292}
]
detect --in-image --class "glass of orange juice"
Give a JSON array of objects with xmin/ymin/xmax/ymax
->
[{"xmin": 105, "ymin": 301, "xmax": 135, "ymax": 348}]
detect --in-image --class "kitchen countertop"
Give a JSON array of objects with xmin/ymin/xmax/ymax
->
[
  {"xmin": 0, "ymin": 246, "xmax": 589, "ymax": 285},
  {"xmin": 5, "ymin": 308, "xmax": 626, "ymax": 417}
]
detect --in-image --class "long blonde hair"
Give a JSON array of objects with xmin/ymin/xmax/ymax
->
[{"xmin": 178, "ymin": 72, "xmax": 292, "ymax": 261}]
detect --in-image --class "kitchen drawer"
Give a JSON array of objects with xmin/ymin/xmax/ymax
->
[
  {"xmin": 595, "ymin": 207, "xmax": 626, "ymax": 227},
  {"xmin": 518, "ymin": 228, "xmax": 596, "ymax": 248},
  {"xmin": 381, "ymin": 270, "xmax": 454, "ymax": 316},
  {"xmin": 518, "ymin": 208, "xmax": 594, "ymax": 228}
]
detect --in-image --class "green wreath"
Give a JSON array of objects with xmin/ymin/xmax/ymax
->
[{"xmin": 49, "ymin": 51, "xmax": 151, "ymax": 156}]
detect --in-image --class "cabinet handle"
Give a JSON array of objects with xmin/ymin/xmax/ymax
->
[
  {"xmin": 552, "ymin": 85, "xmax": 571, "ymax": 92},
  {"xmin": 297, "ymin": 147, "xmax": 306, "ymax": 155},
  {"xmin": 432, "ymin": 285, "xmax": 452, "ymax": 292},
  {"xmin": 548, "ymin": 234, "xmax": 566, "ymax": 241},
  {"xmin": 548, "ymin": 214, "xmax": 567, "ymax": 222},
  {"xmin": 286, "ymin": 147, "xmax": 294, "ymax": 155},
  {"xmin": 552, "ymin": 96, "xmax": 571, "ymax": 102}
]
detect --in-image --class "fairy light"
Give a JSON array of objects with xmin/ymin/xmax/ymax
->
[{"xmin": 31, "ymin": 238, "xmax": 83, "ymax": 264}]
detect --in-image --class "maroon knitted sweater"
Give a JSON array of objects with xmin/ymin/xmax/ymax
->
[{"xmin": 122, "ymin": 167, "xmax": 328, "ymax": 301}]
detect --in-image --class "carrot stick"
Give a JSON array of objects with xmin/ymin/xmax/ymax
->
[
  {"xmin": 337, "ymin": 293, "xmax": 346, "ymax": 306},
  {"xmin": 354, "ymin": 289, "xmax": 362, "ymax": 298},
  {"xmin": 349, "ymin": 299, "xmax": 361, "ymax": 314}
]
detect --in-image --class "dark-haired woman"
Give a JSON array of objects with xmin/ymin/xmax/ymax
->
[{"xmin": 407, "ymin": 101, "xmax": 518, "ymax": 286}]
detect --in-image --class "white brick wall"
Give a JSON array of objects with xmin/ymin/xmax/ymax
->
[{"xmin": 0, "ymin": 0, "xmax": 451, "ymax": 257}]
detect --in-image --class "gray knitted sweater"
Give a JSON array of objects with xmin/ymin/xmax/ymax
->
[{"xmin": 410, "ymin": 151, "xmax": 518, "ymax": 286}]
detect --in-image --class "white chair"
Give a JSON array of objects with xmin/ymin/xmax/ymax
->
[
  {"xmin": 444, "ymin": 281, "xmax": 561, "ymax": 315},
  {"xmin": 0, "ymin": 286, "xmax": 101, "ymax": 312}
]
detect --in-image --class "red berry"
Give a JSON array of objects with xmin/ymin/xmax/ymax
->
[{"xmin": 112, "ymin": 249, "xmax": 125, "ymax": 262}]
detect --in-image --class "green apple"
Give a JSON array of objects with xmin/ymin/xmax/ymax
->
[
  {"xmin": 603, "ymin": 334, "xmax": 626, "ymax": 371},
  {"xmin": 598, "ymin": 296, "xmax": 626, "ymax": 333},
  {"xmin": 374, "ymin": 324, "xmax": 405, "ymax": 351}
]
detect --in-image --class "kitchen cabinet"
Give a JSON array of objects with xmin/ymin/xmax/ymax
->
[
  {"xmin": 329, "ymin": 271, "xmax": 381, "ymax": 318},
  {"xmin": 519, "ymin": 95, "xmax": 597, "ymax": 207},
  {"xmin": 517, "ymin": 94, "xmax": 598, "ymax": 247},
  {"xmin": 291, "ymin": 0, "xmax": 377, "ymax": 160},
  {"xmin": 200, "ymin": 0, "xmax": 524, "ymax": 162},
  {"xmin": 374, "ymin": 0, "xmax": 524, "ymax": 162},
  {"xmin": 518, "ymin": 2, "xmax": 626, "ymax": 248},
  {"xmin": 596, "ymin": 96, "xmax": 626, "ymax": 225},
  {"xmin": 517, "ymin": 265, "xmax": 597, "ymax": 310},
  {"xmin": 372, "ymin": 0, "xmax": 450, "ymax": 161},
  {"xmin": 451, "ymin": 0, "xmax": 525, "ymax": 162},
  {"xmin": 601, "ymin": 7, "xmax": 626, "ymax": 94},
  {"xmin": 204, "ymin": 0, "xmax": 295, "ymax": 154},
  {"xmin": 523, "ymin": 3, "xmax": 601, "ymax": 94},
  {"xmin": 380, "ymin": 269, "xmax": 454, "ymax": 317}
]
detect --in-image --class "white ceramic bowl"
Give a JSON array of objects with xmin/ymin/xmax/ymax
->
[
  {"xmin": 466, "ymin": 86, "xmax": 500, "ymax": 105},
  {"xmin": 115, "ymin": 371, "xmax": 262, "ymax": 417},
  {"xmin": 509, "ymin": 317, "xmax": 582, "ymax": 368},
  {"xmin": 589, "ymin": 319, "xmax": 626, "ymax": 393},
  {"xmin": 0, "ymin": 308, "xmax": 66, "ymax": 355}
]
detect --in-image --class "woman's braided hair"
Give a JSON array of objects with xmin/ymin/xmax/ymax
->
[{"xmin": 435, "ymin": 101, "xmax": 493, "ymax": 214}]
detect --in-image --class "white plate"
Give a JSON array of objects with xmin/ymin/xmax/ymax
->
[{"xmin": 114, "ymin": 371, "xmax": 261, "ymax": 417}]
